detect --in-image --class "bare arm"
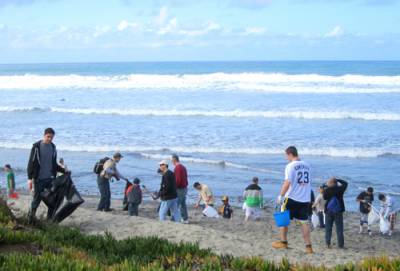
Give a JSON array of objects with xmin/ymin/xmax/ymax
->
[{"xmin": 280, "ymin": 180, "xmax": 290, "ymax": 197}]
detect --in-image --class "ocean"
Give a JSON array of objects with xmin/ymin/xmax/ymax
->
[{"xmin": 0, "ymin": 61, "xmax": 399, "ymax": 210}]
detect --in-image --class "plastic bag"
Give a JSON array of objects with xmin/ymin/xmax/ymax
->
[
  {"xmin": 380, "ymin": 215, "xmax": 390, "ymax": 234},
  {"xmin": 311, "ymin": 212, "xmax": 319, "ymax": 228},
  {"xmin": 368, "ymin": 209, "xmax": 380, "ymax": 225},
  {"xmin": 203, "ymin": 206, "xmax": 219, "ymax": 218}
]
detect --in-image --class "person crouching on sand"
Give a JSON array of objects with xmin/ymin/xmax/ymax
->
[
  {"xmin": 312, "ymin": 186, "xmax": 326, "ymax": 228},
  {"xmin": 193, "ymin": 182, "xmax": 215, "ymax": 209},
  {"xmin": 378, "ymin": 193, "xmax": 399, "ymax": 236},
  {"xmin": 218, "ymin": 196, "xmax": 233, "ymax": 219},
  {"xmin": 243, "ymin": 177, "xmax": 263, "ymax": 221},
  {"xmin": 272, "ymin": 146, "xmax": 313, "ymax": 254},
  {"xmin": 356, "ymin": 187, "xmax": 374, "ymax": 235}
]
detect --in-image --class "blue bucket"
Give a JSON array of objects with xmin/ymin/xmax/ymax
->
[{"xmin": 273, "ymin": 210, "xmax": 291, "ymax": 227}]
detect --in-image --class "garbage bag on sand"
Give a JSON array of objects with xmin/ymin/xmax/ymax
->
[{"xmin": 40, "ymin": 172, "xmax": 84, "ymax": 223}]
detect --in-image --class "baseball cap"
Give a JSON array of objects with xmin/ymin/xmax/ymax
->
[
  {"xmin": 159, "ymin": 160, "xmax": 169, "ymax": 166},
  {"xmin": 113, "ymin": 152, "xmax": 123, "ymax": 158},
  {"xmin": 222, "ymin": 196, "xmax": 229, "ymax": 202}
]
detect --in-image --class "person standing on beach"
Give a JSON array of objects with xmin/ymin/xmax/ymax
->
[
  {"xmin": 243, "ymin": 177, "xmax": 263, "ymax": 221},
  {"xmin": 98, "ymin": 152, "xmax": 129, "ymax": 212},
  {"xmin": 378, "ymin": 193, "xmax": 399, "ymax": 236},
  {"xmin": 272, "ymin": 146, "xmax": 313, "ymax": 254},
  {"xmin": 172, "ymin": 154, "xmax": 189, "ymax": 223},
  {"xmin": 126, "ymin": 178, "xmax": 142, "ymax": 216},
  {"xmin": 27, "ymin": 128, "xmax": 65, "ymax": 223},
  {"xmin": 158, "ymin": 160, "xmax": 181, "ymax": 222},
  {"xmin": 356, "ymin": 187, "xmax": 374, "ymax": 235},
  {"xmin": 194, "ymin": 182, "xmax": 215, "ymax": 208},
  {"xmin": 323, "ymin": 178, "xmax": 348, "ymax": 248},
  {"xmin": 4, "ymin": 164, "xmax": 15, "ymax": 196}
]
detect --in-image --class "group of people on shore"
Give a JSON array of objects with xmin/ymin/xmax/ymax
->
[{"xmin": 2, "ymin": 128, "xmax": 399, "ymax": 255}]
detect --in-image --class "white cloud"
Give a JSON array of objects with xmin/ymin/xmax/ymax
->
[
  {"xmin": 155, "ymin": 6, "xmax": 168, "ymax": 25},
  {"xmin": 117, "ymin": 20, "xmax": 140, "ymax": 31},
  {"xmin": 93, "ymin": 25, "xmax": 111, "ymax": 38},
  {"xmin": 178, "ymin": 21, "xmax": 221, "ymax": 37},
  {"xmin": 325, "ymin": 26, "xmax": 344, "ymax": 38},
  {"xmin": 243, "ymin": 27, "xmax": 266, "ymax": 35},
  {"xmin": 157, "ymin": 17, "xmax": 178, "ymax": 35}
]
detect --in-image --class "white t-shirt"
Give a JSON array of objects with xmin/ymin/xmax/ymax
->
[{"xmin": 284, "ymin": 160, "xmax": 312, "ymax": 203}]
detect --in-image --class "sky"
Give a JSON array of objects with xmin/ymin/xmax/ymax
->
[{"xmin": 0, "ymin": 0, "xmax": 399, "ymax": 63}]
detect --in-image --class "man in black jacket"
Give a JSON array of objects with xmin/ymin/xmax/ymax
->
[
  {"xmin": 158, "ymin": 160, "xmax": 181, "ymax": 222},
  {"xmin": 323, "ymin": 178, "xmax": 348, "ymax": 249},
  {"xmin": 27, "ymin": 128, "xmax": 65, "ymax": 223}
]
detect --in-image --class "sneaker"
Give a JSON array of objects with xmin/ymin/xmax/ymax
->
[
  {"xmin": 272, "ymin": 241, "xmax": 288, "ymax": 249},
  {"xmin": 368, "ymin": 231, "xmax": 372, "ymax": 236},
  {"xmin": 305, "ymin": 245, "xmax": 314, "ymax": 254},
  {"xmin": 181, "ymin": 220, "xmax": 189, "ymax": 224}
]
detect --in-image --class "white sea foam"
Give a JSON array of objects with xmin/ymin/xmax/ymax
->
[
  {"xmin": 138, "ymin": 152, "xmax": 280, "ymax": 174},
  {"xmin": 0, "ymin": 73, "xmax": 400, "ymax": 93},
  {"xmin": 1, "ymin": 106, "xmax": 399, "ymax": 121},
  {"xmin": 0, "ymin": 142, "xmax": 398, "ymax": 158}
]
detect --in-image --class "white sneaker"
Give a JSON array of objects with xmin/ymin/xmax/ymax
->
[{"xmin": 181, "ymin": 220, "xmax": 189, "ymax": 224}]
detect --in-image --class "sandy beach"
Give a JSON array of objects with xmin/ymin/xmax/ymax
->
[{"xmin": 8, "ymin": 194, "xmax": 400, "ymax": 268}]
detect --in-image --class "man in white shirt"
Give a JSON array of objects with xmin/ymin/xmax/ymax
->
[{"xmin": 272, "ymin": 146, "xmax": 313, "ymax": 254}]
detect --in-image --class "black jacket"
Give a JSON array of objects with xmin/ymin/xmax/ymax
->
[
  {"xmin": 159, "ymin": 170, "xmax": 177, "ymax": 201},
  {"xmin": 127, "ymin": 184, "xmax": 143, "ymax": 205},
  {"xmin": 27, "ymin": 140, "xmax": 65, "ymax": 180},
  {"xmin": 323, "ymin": 179, "xmax": 348, "ymax": 213}
]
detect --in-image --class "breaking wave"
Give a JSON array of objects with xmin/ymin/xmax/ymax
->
[
  {"xmin": 1, "ymin": 73, "xmax": 400, "ymax": 93},
  {"xmin": 1, "ymin": 106, "xmax": 400, "ymax": 121}
]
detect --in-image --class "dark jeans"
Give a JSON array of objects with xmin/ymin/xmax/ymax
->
[
  {"xmin": 325, "ymin": 212, "xmax": 344, "ymax": 248},
  {"xmin": 97, "ymin": 176, "xmax": 111, "ymax": 210},
  {"xmin": 128, "ymin": 203, "xmax": 139, "ymax": 216},
  {"xmin": 318, "ymin": 211, "xmax": 325, "ymax": 228},
  {"xmin": 177, "ymin": 188, "xmax": 188, "ymax": 221},
  {"xmin": 30, "ymin": 178, "xmax": 54, "ymax": 219}
]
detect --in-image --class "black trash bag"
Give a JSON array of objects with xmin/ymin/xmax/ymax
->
[{"xmin": 40, "ymin": 172, "xmax": 84, "ymax": 223}]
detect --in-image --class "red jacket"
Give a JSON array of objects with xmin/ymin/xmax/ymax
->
[{"xmin": 174, "ymin": 163, "xmax": 188, "ymax": 189}]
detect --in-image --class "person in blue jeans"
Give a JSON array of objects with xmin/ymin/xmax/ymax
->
[
  {"xmin": 172, "ymin": 154, "xmax": 189, "ymax": 223},
  {"xmin": 158, "ymin": 160, "xmax": 181, "ymax": 222},
  {"xmin": 323, "ymin": 178, "xmax": 348, "ymax": 249},
  {"xmin": 27, "ymin": 128, "xmax": 65, "ymax": 223}
]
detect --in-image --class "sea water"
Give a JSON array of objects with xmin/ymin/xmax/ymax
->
[{"xmin": 0, "ymin": 61, "xmax": 399, "ymax": 210}]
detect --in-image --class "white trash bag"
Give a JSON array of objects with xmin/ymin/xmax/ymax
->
[
  {"xmin": 311, "ymin": 212, "xmax": 320, "ymax": 228},
  {"xmin": 202, "ymin": 206, "xmax": 219, "ymax": 218},
  {"xmin": 368, "ymin": 209, "xmax": 380, "ymax": 225},
  {"xmin": 379, "ymin": 215, "xmax": 391, "ymax": 234}
]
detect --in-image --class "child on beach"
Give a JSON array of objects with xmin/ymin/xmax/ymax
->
[
  {"xmin": 4, "ymin": 164, "xmax": 15, "ymax": 197},
  {"xmin": 218, "ymin": 196, "xmax": 233, "ymax": 219},
  {"xmin": 356, "ymin": 187, "xmax": 374, "ymax": 235},
  {"xmin": 378, "ymin": 193, "xmax": 398, "ymax": 236},
  {"xmin": 126, "ymin": 178, "xmax": 142, "ymax": 216},
  {"xmin": 312, "ymin": 186, "xmax": 326, "ymax": 228}
]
